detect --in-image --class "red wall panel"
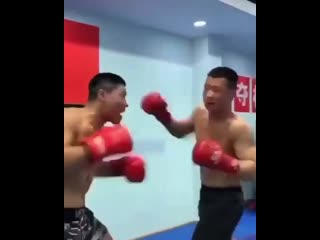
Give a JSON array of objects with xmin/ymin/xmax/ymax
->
[{"xmin": 64, "ymin": 19, "xmax": 99, "ymax": 104}]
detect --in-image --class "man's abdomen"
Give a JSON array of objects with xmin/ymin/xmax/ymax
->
[
  {"xmin": 64, "ymin": 172, "xmax": 93, "ymax": 208},
  {"xmin": 201, "ymin": 168, "xmax": 241, "ymax": 187}
]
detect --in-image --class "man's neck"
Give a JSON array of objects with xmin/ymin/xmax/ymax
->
[
  {"xmin": 209, "ymin": 107, "xmax": 233, "ymax": 121},
  {"xmin": 83, "ymin": 103, "xmax": 106, "ymax": 129}
]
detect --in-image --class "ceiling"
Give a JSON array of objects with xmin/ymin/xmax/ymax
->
[{"xmin": 64, "ymin": 0, "xmax": 256, "ymax": 55}]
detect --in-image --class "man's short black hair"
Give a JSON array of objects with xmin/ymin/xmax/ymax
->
[
  {"xmin": 88, "ymin": 72, "xmax": 126, "ymax": 101},
  {"xmin": 207, "ymin": 66, "xmax": 238, "ymax": 89}
]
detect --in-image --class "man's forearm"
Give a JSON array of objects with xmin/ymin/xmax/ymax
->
[
  {"xmin": 94, "ymin": 162, "xmax": 119, "ymax": 177},
  {"xmin": 163, "ymin": 119, "xmax": 194, "ymax": 138},
  {"xmin": 64, "ymin": 146, "xmax": 91, "ymax": 172},
  {"xmin": 93, "ymin": 160, "xmax": 125, "ymax": 177},
  {"xmin": 237, "ymin": 160, "xmax": 256, "ymax": 181}
]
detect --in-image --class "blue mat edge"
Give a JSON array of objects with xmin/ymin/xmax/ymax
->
[
  {"xmin": 131, "ymin": 221, "xmax": 197, "ymax": 240},
  {"xmin": 130, "ymin": 210, "xmax": 256, "ymax": 240}
]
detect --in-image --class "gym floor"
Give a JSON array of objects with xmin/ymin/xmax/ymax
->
[{"xmin": 136, "ymin": 210, "xmax": 256, "ymax": 240}]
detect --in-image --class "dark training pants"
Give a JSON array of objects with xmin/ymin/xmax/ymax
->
[{"xmin": 192, "ymin": 185, "xmax": 245, "ymax": 240}]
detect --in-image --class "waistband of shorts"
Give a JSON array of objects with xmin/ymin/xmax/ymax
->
[
  {"xmin": 201, "ymin": 184, "xmax": 242, "ymax": 193},
  {"xmin": 64, "ymin": 207, "xmax": 88, "ymax": 222}
]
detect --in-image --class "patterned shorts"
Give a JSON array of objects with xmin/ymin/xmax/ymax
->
[{"xmin": 64, "ymin": 208, "xmax": 113, "ymax": 240}]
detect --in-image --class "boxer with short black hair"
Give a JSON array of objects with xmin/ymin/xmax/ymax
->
[
  {"xmin": 142, "ymin": 66, "xmax": 256, "ymax": 240},
  {"xmin": 64, "ymin": 72, "xmax": 145, "ymax": 240}
]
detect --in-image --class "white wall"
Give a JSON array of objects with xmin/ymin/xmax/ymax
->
[
  {"xmin": 64, "ymin": 8, "xmax": 256, "ymax": 240},
  {"xmin": 222, "ymin": 51, "xmax": 256, "ymax": 77}
]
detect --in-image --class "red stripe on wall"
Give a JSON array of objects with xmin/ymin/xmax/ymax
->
[{"xmin": 64, "ymin": 19, "xmax": 99, "ymax": 104}]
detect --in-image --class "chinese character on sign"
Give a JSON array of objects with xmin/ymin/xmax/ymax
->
[
  {"xmin": 251, "ymin": 78, "xmax": 256, "ymax": 112},
  {"xmin": 236, "ymin": 82, "xmax": 249, "ymax": 106},
  {"xmin": 234, "ymin": 76, "xmax": 250, "ymax": 112}
]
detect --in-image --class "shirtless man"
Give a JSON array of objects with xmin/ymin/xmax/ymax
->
[
  {"xmin": 64, "ymin": 72, "xmax": 145, "ymax": 240},
  {"xmin": 141, "ymin": 66, "xmax": 256, "ymax": 240}
]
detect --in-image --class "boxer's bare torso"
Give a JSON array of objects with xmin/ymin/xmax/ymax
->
[
  {"xmin": 64, "ymin": 108, "xmax": 99, "ymax": 208},
  {"xmin": 193, "ymin": 106, "xmax": 249, "ymax": 187}
]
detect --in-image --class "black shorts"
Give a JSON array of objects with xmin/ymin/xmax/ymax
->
[
  {"xmin": 64, "ymin": 207, "xmax": 112, "ymax": 240},
  {"xmin": 192, "ymin": 185, "xmax": 245, "ymax": 240}
]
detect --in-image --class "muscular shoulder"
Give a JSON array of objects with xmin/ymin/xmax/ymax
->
[
  {"xmin": 193, "ymin": 105, "xmax": 207, "ymax": 118},
  {"xmin": 230, "ymin": 116, "xmax": 253, "ymax": 139},
  {"xmin": 64, "ymin": 108, "xmax": 82, "ymax": 129}
]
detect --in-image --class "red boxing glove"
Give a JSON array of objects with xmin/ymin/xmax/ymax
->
[
  {"xmin": 124, "ymin": 155, "xmax": 145, "ymax": 182},
  {"xmin": 107, "ymin": 156, "xmax": 145, "ymax": 182},
  {"xmin": 81, "ymin": 125, "xmax": 133, "ymax": 163},
  {"xmin": 141, "ymin": 92, "xmax": 172, "ymax": 125},
  {"xmin": 192, "ymin": 140, "xmax": 240, "ymax": 174}
]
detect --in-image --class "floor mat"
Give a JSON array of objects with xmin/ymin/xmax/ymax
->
[{"xmin": 141, "ymin": 210, "xmax": 256, "ymax": 240}]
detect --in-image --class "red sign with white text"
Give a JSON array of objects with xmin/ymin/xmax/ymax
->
[
  {"xmin": 64, "ymin": 19, "xmax": 100, "ymax": 104},
  {"xmin": 234, "ymin": 76, "xmax": 250, "ymax": 112},
  {"xmin": 251, "ymin": 78, "xmax": 256, "ymax": 113}
]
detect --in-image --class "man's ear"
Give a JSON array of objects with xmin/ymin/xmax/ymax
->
[{"xmin": 97, "ymin": 89, "xmax": 106, "ymax": 100}]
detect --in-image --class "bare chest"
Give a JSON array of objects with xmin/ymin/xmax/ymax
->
[
  {"xmin": 67, "ymin": 120, "xmax": 97, "ymax": 179},
  {"xmin": 193, "ymin": 110, "xmax": 241, "ymax": 186},
  {"xmin": 73, "ymin": 121, "xmax": 96, "ymax": 144},
  {"xmin": 194, "ymin": 111, "xmax": 235, "ymax": 156}
]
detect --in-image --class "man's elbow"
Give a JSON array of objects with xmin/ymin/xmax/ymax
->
[
  {"xmin": 169, "ymin": 128, "xmax": 192, "ymax": 138},
  {"xmin": 249, "ymin": 169, "xmax": 256, "ymax": 181},
  {"xmin": 239, "ymin": 160, "xmax": 256, "ymax": 181},
  {"xmin": 172, "ymin": 132, "xmax": 186, "ymax": 139},
  {"xmin": 165, "ymin": 128, "xmax": 183, "ymax": 138},
  {"xmin": 248, "ymin": 162, "xmax": 256, "ymax": 180}
]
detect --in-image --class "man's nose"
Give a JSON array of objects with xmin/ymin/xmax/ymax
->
[{"xmin": 206, "ymin": 90, "xmax": 214, "ymax": 98}]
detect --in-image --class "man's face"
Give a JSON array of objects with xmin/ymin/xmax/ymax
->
[
  {"xmin": 98, "ymin": 85, "xmax": 128, "ymax": 124},
  {"xmin": 202, "ymin": 77, "xmax": 234, "ymax": 112}
]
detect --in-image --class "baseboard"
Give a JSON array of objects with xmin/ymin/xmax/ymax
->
[
  {"xmin": 129, "ymin": 221, "xmax": 197, "ymax": 240},
  {"xmin": 64, "ymin": 104, "xmax": 84, "ymax": 108}
]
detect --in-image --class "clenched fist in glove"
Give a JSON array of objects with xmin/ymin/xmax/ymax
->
[
  {"xmin": 141, "ymin": 92, "xmax": 172, "ymax": 125},
  {"xmin": 81, "ymin": 125, "xmax": 133, "ymax": 163},
  {"xmin": 192, "ymin": 140, "xmax": 240, "ymax": 174},
  {"xmin": 106, "ymin": 155, "xmax": 146, "ymax": 182}
]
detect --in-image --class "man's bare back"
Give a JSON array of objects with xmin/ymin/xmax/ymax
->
[
  {"xmin": 64, "ymin": 108, "xmax": 97, "ymax": 208},
  {"xmin": 193, "ymin": 106, "xmax": 248, "ymax": 187}
]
